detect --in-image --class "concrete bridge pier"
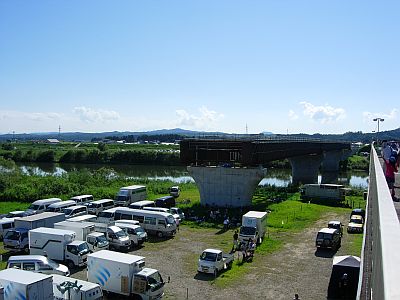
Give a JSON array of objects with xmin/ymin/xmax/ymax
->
[
  {"xmin": 289, "ymin": 154, "xmax": 323, "ymax": 185},
  {"xmin": 187, "ymin": 166, "xmax": 267, "ymax": 207},
  {"xmin": 321, "ymin": 150, "xmax": 344, "ymax": 172}
]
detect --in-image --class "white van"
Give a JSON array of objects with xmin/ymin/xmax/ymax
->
[
  {"xmin": 25, "ymin": 198, "xmax": 62, "ymax": 215},
  {"xmin": 45, "ymin": 200, "xmax": 76, "ymax": 213},
  {"xmin": 128, "ymin": 200, "xmax": 155, "ymax": 210},
  {"xmin": 170, "ymin": 207, "xmax": 185, "ymax": 220},
  {"xmin": 114, "ymin": 208, "xmax": 177, "ymax": 237},
  {"xmin": 0, "ymin": 218, "xmax": 15, "ymax": 240},
  {"xmin": 63, "ymin": 205, "xmax": 88, "ymax": 219},
  {"xmin": 87, "ymin": 199, "xmax": 114, "ymax": 215},
  {"xmin": 97, "ymin": 207, "xmax": 120, "ymax": 223},
  {"xmin": 70, "ymin": 194, "xmax": 94, "ymax": 206},
  {"xmin": 114, "ymin": 221, "xmax": 147, "ymax": 247},
  {"xmin": 143, "ymin": 207, "xmax": 181, "ymax": 225},
  {"xmin": 7, "ymin": 255, "xmax": 70, "ymax": 276}
]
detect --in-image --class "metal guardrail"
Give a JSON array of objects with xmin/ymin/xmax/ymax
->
[{"xmin": 357, "ymin": 146, "xmax": 400, "ymax": 299}]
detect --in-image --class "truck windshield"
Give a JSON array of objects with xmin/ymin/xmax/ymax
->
[
  {"xmin": 148, "ymin": 271, "xmax": 164, "ymax": 291},
  {"xmin": 63, "ymin": 208, "xmax": 73, "ymax": 215},
  {"xmin": 4, "ymin": 230, "xmax": 20, "ymax": 240},
  {"xmin": 96, "ymin": 235, "xmax": 108, "ymax": 244},
  {"xmin": 240, "ymin": 226, "xmax": 256, "ymax": 235},
  {"xmin": 135, "ymin": 227, "xmax": 145, "ymax": 234},
  {"xmin": 77, "ymin": 242, "xmax": 90, "ymax": 253},
  {"xmin": 200, "ymin": 252, "xmax": 217, "ymax": 261},
  {"xmin": 350, "ymin": 218, "xmax": 363, "ymax": 224},
  {"xmin": 115, "ymin": 230, "xmax": 127, "ymax": 238},
  {"xmin": 166, "ymin": 216, "xmax": 175, "ymax": 225}
]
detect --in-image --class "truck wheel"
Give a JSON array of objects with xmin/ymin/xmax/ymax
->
[
  {"xmin": 227, "ymin": 262, "xmax": 232, "ymax": 269},
  {"xmin": 157, "ymin": 231, "xmax": 163, "ymax": 238},
  {"xmin": 213, "ymin": 269, "xmax": 218, "ymax": 277},
  {"xmin": 67, "ymin": 260, "xmax": 75, "ymax": 270}
]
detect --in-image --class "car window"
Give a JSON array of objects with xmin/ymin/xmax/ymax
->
[
  {"xmin": 38, "ymin": 262, "xmax": 52, "ymax": 270},
  {"xmin": 8, "ymin": 262, "xmax": 21, "ymax": 269},
  {"xmin": 23, "ymin": 262, "xmax": 36, "ymax": 271}
]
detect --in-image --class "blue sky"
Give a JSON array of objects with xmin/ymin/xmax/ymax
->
[{"xmin": 0, "ymin": 1, "xmax": 399, "ymax": 134}]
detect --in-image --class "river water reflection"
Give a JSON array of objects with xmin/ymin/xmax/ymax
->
[{"xmin": 17, "ymin": 163, "xmax": 369, "ymax": 189}]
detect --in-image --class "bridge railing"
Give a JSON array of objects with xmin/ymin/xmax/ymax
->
[{"xmin": 357, "ymin": 146, "xmax": 400, "ymax": 299}]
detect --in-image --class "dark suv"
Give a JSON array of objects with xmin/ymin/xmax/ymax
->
[{"xmin": 316, "ymin": 228, "xmax": 341, "ymax": 250}]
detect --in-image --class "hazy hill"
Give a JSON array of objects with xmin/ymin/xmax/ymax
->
[{"xmin": 0, "ymin": 127, "xmax": 399, "ymax": 143}]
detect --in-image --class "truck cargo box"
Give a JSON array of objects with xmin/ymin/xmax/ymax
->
[{"xmin": 0, "ymin": 268, "xmax": 53, "ymax": 300}]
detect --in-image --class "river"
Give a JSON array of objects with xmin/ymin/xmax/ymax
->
[{"xmin": 16, "ymin": 162, "xmax": 369, "ymax": 189}]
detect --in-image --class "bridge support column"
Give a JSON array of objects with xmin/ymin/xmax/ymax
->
[
  {"xmin": 321, "ymin": 150, "xmax": 344, "ymax": 172},
  {"xmin": 187, "ymin": 166, "xmax": 267, "ymax": 207},
  {"xmin": 289, "ymin": 154, "xmax": 323, "ymax": 185}
]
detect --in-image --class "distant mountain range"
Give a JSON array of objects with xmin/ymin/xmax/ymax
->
[{"xmin": 0, "ymin": 127, "xmax": 399, "ymax": 143}]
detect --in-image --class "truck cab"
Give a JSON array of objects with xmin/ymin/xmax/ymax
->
[
  {"xmin": 3, "ymin": 228, "xmax": 29, "ymax": 253},
  {"xmin": 239, "ymin": 211, "xmax": 267, "ymax": 244},
  {"xmin": 65, "ymin": 241, "xmax": 90, "ymax": 267},
  {"xmin": 106, "ymin": 226, "xmax": 131, "ymax": 251},
  {"xmin": 133, "ymin": 268, "xmax": 165, "ymax": 300},
  {"xmin": 86, "ymin": 232, "xmax": 109, "ymax": 252},
  {"xmin": 197, "ymin": 249, "xmax": 234, "ymax": 276}
]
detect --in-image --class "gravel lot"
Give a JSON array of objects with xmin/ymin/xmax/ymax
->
[{"xmin": 71, "ymin": 210, "xmax": 359, "ymax": 300}]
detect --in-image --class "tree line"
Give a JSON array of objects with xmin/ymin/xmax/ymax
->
[{"xmin": 0, "ymin": 147, "xmax": 181, "ymax": 165}]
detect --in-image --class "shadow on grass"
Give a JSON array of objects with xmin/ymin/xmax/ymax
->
[
  {"xmin": 315, "ymin": 248, "xmax": 337, "ymax": 258},
  {"xmin": 194, "ymin": 272, "xmax": 216, "ymax": 281},
  {"xmin": 215, "ymin": 228, "xmax": 228, "ymax": 235},
  {"xmin": 146, "ymin": 235, "xmax": 175, "ymax": 244}
]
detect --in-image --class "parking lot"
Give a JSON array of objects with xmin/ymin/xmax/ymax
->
[{"xmin": 70, "ymin": 210, "xmax": 361, "ymax": 299}]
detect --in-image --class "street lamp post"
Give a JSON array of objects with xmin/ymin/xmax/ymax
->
[{"xmin": 373, "ymin": 117, "xmax": 384, "ymax": 142}]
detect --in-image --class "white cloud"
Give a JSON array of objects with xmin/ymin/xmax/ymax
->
[
  {"xmin": 28, "ymin": 112, "xmax": 63, "ymax": 122},
  {"xmin": 0, "ymin": 110, "xmax": 62, "ymax": 122},
  {"xmin": 73, "ymin": 107, "xmax": 120, "ymax": 123},
  {"xmin": 175, "ymin": 106, "xmax": 224, "ymax": 130},
  {"xmin": 288, "ymin": 110, "xmax": 299, "ymax": 120},
  {"xmin": 299, "ymin": 101, "xmax": 346, "ymax": 123},
  {"xmin": 362, "ymin": 108, "xmax": 398, "ymax": 122}
]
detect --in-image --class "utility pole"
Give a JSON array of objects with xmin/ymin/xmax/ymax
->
[{"xmin": 373, "ymin": 118, "xmax": 384, "ymax": 143}]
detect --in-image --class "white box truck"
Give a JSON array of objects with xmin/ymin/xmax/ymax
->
[
  {"xmin": 14, "ymin": 212, "xmax": 66, "ymax": 230},
  {"xmin": 3, "ymin": 212, "xmax": 66, "ymax": 253},
  {"xmin": 239, "ymin": 211, "xmax": 267, "ymax": 244},
  {"xmin": 300, "ymin": 184, "xmax": 347, "ymax": 202},
  {"xmin": 29, "ymin": 227, "xmax": 90, "ymax": 269},
  {"xmin": 54, "ymin": 221, "xmax": 109, "ymax": 252},
  {"xmin": 52, "ymin": 274, "xmax": 103, "ymax": 300},
  {"xmin": 0, "ymin": 268, "xmax": 53, "ymax": 300},
  {"xmin": 87, "ymin": 250, "xmax": 165, "ymax": 299}
]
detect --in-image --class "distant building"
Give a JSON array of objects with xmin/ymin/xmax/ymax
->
[{"xmin": 46, "ymin": 138, "xmax": 60, "ymax": 144}]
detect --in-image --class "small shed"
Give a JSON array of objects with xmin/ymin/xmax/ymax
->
[{"xmin": 327, "ymin": 255, "xmax": 360, "ymax": 299}]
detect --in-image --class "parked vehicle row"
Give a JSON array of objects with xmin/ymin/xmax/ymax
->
[{"xmin": 1, "ymin": 248, "xmax": 167, "ymax": 300}]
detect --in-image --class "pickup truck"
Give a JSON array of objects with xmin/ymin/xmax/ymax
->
[{"xmin": 197, "ymin": 249, "xmax": 234, "ymax": 276}]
